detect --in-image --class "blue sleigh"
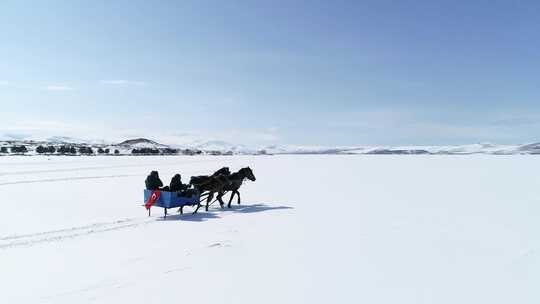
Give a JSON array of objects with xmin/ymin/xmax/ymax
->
[{"xmin": 144, "ymin": 189, "xmax": 201, "ymax": 217}]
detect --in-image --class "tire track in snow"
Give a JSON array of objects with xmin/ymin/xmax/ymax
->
[{"xmin": 0, "ymin": 217, "xmax": 156, "ymax": 250}]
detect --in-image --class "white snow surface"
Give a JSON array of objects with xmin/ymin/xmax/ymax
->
[{"xmin": 0, "ymin": 155, "xmax": 539, "ymax": 303}]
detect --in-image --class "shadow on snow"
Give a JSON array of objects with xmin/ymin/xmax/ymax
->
[
  {"xmin": 156, "ymin": 203, "xmax": 293, "ymax": 222},
  {"xmin": 221, "ymin": 203, "xmax": 294, "ymax": 214}
]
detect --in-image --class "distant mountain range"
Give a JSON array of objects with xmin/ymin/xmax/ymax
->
[{"xmin": 1, "ymin": 137, "xmax": 540, "ymax": 155}]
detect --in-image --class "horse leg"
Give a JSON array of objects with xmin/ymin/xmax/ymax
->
[
  {"xmin": 217, "ymin": 192, "xmax": 225, "ymax": 209},
  {"xmin": 237, "ymin": 190, "xmax": 241, "ymax": 205},
  {"xmin": 179, "ymin": 206, "xmax": 184, "ymax": 215},
  {"xmin": 206, "ymin": 192, "xmax": 214, "ymax": 211},
  {"xmin": 227, "ymin": 192, "xmax": 235, "ymax": 208},
  {"xmin": 193, "ymin": 203, "xmax": 201, "ymax": 214}
]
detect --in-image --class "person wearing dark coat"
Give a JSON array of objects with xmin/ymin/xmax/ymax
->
[
  {"xmin": 169, "ymin": 174, "xmax": 188, "ymax": 192},
  {"xmin": 170, "ymin": 173, "xmax": 198, "ymax": 197},
  {"xmin": 145, "ymin": 171, "xmax": 163, "ymax": 190}
]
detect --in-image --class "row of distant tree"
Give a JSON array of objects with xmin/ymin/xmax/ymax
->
[
  {"xmin": 0, "ymin": 145, "xmax": 121, "ymax": 155},
  {"xmin": 10, "ymin": 146, "xmax": 28, "ymax": 153},
  {"xmin": 0, "ymin": 146, "xmax": 28, "ymax": 153},
  {"xmin": 0, "ymin": 145, "xmax": 208, "ymax": 155},
  {"xmin": 131, "ymin": 148, "xmax": 182, "ymax": 155},
  {"xmin": 131, "ymin": 148, "xmax": 207, "ymax": 155},
  {"xmin": 40, "ymin": 145, "xmax": 121, "ymax": 155}
]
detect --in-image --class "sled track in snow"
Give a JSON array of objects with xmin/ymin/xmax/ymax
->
[
  {"xmin": 0, "ymin": 174, "xmax": 138, "ymax": 186},
  {"xmin": 0, "ymin": 158, "xmax": 227, "ymax": 177},
  {"xmin": 0, "ymin": 217, "xmax": 156, "ymax": 250},
  {"xmin": 0, "ymin": 158, "xmax": 229, "ymax": 186}
]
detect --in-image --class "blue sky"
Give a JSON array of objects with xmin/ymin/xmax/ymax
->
[{"xmin": 1, "ymin": 0, "xmax": 539, "ymax": 146}]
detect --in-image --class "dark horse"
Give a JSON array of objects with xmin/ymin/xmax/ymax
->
[
  {"xmin": 189, "ymin": 167, "xmax": 230, "ymax": 186},
  {"xmin": 220, "ymin": 167, "xmax": 256, "ymax": 208},
  {"xmin": 195, "ymin": 175, "xmax": 232, "ymax": 211},
  {"xmin": 189, "ymin": 167, "xmax": 232, "ymax": 211}
]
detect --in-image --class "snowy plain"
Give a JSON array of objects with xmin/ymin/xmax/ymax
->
[{"xmin": 0, "ymin": 155, "xmax": 539, "ymax": 303}]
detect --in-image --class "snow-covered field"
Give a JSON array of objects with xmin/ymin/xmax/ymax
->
[{"xmin": 1, "ymin": 155, "xmax": 539, "ymax": 303}]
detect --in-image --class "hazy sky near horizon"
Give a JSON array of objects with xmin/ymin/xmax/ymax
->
[{"xmin": 1, "ymin": 0, "xmax": 540, "ymax": 146}]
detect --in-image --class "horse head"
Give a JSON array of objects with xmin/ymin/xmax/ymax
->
[{"xmin": 241, "ymin": 167, "xmax": 256, "ymax": 181}]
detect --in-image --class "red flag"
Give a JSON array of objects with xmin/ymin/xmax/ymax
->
[{"xmin": 145, "ymin": 190, "xmax": 161, "ymax": 209}]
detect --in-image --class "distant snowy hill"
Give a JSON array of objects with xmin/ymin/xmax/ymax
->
[
  {"xmin": 190, "ymin": 140, "xmax": 257, "ymax": 154},
  {"xmin": 1, "ymin": 134, "xmax": 540, "ymax": 155},
  {"xmin": 341, "ymin": 143, "xmax": 523, "ymax": 155},
  {"xmin": 261, "ymin": 143, "xmax": 538, "ymax": 155},
  {"xmin": 116, "ymin": 138, "xmax": 169, "ymax": 149},
  {"xmin": 46, "ymin": 136, "xmax": 95, "ymax": 145},
  {"xmin": 518, "ymin": 142, "xmax": 540, "ymax": 154}
]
